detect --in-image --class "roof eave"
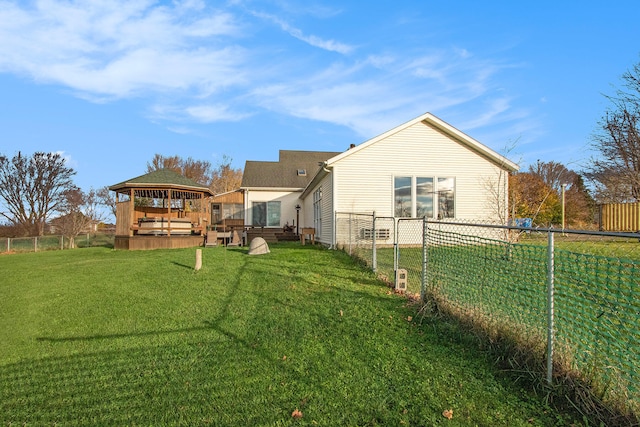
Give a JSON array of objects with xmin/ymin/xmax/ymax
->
[
  {"xmin": 241, "ymin": 186, "xmax": 305, "ymax": 192},
  {"xmin": 301, "ymin": 165, "xmax": 330, "ymax": 199},
  {"xmin": 324, "ymin": 112, "xmax": 519, "ymax": 172},
  {"xmin": 109, "ymin": 182, "xmax": 214, "ymax": 195}
]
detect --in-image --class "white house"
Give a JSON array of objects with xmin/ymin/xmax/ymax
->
[{"xmin": 241, "ymin": 112, "xmax": 519, "ymax": 246}]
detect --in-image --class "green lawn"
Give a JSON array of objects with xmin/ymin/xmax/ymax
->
[{"xmin": 0, "ymin": 244, "xmax": 584, "ymax": 426}]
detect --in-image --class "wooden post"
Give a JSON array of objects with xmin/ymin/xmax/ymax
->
[
  {"xmin": 195, "ymin": 249, "xmax": 202, "ymax": 271},
  {"xmin": 129, "ymin": 188, "xmax": 135, "ymax": 236},
  {"xmin": 167, "ymin": 190, "xmax": 172, "ymax": 236}
]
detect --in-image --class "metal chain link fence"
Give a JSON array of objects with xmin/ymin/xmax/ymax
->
[
  {"xmin": 0, "ymin": 233, "xmax": 115, "ymax": 253},
  {"xmin": 335, "ymin": 212, "xmax": 640, "ymax": 415}
]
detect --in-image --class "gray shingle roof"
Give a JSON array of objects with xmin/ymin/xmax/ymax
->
[{"xmin": 241, "ymin": 150, "xmax": 341, "ymax": 189}]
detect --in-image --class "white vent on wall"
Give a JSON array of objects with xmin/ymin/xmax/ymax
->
[
  {"xmin": 361, "ymin": 228, "xmax": 390, "ymax": 240},
  {"xmin": 297, "ymin": 169, "xmax": 307, "ymax": 176}
]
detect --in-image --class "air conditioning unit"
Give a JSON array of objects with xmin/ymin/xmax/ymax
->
[
  {"xmin": 395, "ymin": 269, "xmax": 407, "ymax": 292},
  {"xmin": 361, "ymin": 228, "xmax": 390, "ymax": 240}
]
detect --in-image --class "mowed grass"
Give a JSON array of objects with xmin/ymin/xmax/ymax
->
[{"xmin": 0, "ymin": 244, "xmax": 582, "ymax": 426}]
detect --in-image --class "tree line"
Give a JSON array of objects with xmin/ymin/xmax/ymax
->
[
  {"xmin": 0, "ymin": 153, "xmax": 242, "ymax": 244},
  {"xmin": 1, "ymin": 57, "xmax": 639, "ymax": 239}
]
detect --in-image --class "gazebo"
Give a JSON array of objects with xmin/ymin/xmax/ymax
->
[{"xmin": 109, "ymin": 169, "xmax": 214, "ymax": 250}]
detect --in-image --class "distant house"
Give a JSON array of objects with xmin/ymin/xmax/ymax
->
[
  {"xmin": 48, "ymin": 213, "xmax": 99, "ymax": 234},
  {"xmin": 241, "ymin": 112, "xmax": 518, "ymax": 246}
]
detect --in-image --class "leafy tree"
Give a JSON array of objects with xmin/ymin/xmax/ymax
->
[
  {"xmin": 145, "ymin": 153, "xmax": 243, "ymax": 196},
  {"xmin": 146, "ymin": 154, "xmax": 212, "ymax": 186},
  {"xmin": 528, "ymin": 160, "xmax": 596, "ymax": 227},
  {"xmin": 585, "ymin": 58, "xmax": 640, "ymax": 202},
  {"xmin": 210, "ymin": 154, "xmax": 243, "ymax": 195},
  {"xmin": 510, "ymin": 172, "xmax": 560, "ymax": 226},
  {"xmin": 0, "ymin": 152, "xmax": 76, "ymax": 236}
]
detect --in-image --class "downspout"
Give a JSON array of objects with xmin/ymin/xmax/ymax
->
[{"xmin": 321, "ymin": 162, "xmax": 335, "ymax": 249}]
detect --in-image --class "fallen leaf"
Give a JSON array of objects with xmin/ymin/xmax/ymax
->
[
  {"xmin": 407, "ymin": 316, "xmax": 413, "ymax": 322},
  {"xmin": 442, "ymin": 409, "xmax": 453, "ymax": 420},
  {"xmin": 292, "ymin": 409, "xmax": 303, "ymax": 419},
  {"xmin": 282, "ymin": 355, "xmax": 287, "ymax": 360},
  {"xmin": 339, "ymin": 310, "xmax": 343, "ymax": 316}
]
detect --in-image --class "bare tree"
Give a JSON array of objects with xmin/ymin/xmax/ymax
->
[
  {"xmin": 96, "ymin": 186, "xmax": 116, "ymax": 219},
  {"xmin": 529, "ymin": 160, "xmax": 574, "ymax": 192},
  {"xmin": 585, "ymin": 59, "xmax": 640, "ymax": 203},
  {"xmin": 210, "ymin": 154, "xmax": 243, "ymax": 195},
  {"xmin": 54, "ymin": 188, "xmax": 104, "ymax": 248},
  {"xmin": 0, "ymin": 152, "xmax": 76, "ymax": 236}
]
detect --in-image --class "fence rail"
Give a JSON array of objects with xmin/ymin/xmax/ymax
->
[
  {"xmin": 0, "ymin": 233, "xmax": 115, "ymax": 253},
  {"xmin": 335, "ymin": 212, "xmax": 640, "ymax": 416}
]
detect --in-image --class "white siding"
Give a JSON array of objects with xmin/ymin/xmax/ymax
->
[
  {"xmin": 333, "ymin": 121, "xmax": 508, "ymax": 222},
  {"xmin": 303, "ymin": 172, "xmax": 334, "ymax": 245},
  {"xmin": 245, "ymin": 189, "xmax": 302, "ymax": 227}
]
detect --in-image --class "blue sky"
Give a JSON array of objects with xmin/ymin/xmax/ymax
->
[{"xmin": 1, "ymin": 0, "xmax": 639, "ymax": 193}]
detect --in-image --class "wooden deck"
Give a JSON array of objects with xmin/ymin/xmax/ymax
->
[
  {"xmin": 246, "ymin": 227, "xmax": 298, "ymax": 244},
  {"xmin": 114, "ymin": 235, "xmax": 204, "ymax": 251}
]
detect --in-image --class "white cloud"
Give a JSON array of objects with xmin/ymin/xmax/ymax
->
[
  {"xmin": 149, "ymin": 102, "xmax": 251, "ymax": 124},
  {"xmin": 0, "ymin": 0, "xmax": 530, "ymax": 140},
  {"xmin": 0, "ymin": 0, "xmax": 244, "ymax": 98},
  {"xmin": 250, "ymin": 48, "xmax": 523, "ymax": 139},
  {"xmin": 185, "ymin": 104, "xmax": 251, "ymax": 123},
  {"xmin": 249, "ymin": 10, "xmax": 354, "ymax": 54},
  {"xmin": 54, "ymin": 150, "xmax": 77, "ymax": 169}
]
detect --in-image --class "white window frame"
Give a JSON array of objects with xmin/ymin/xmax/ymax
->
[
  {"xmin": 393, "ymin": 176, "xmax": 455, "ymax": 219},
  {"xmin": 313, "ymin": 187, "xmax": 322, "ymax": 236}
]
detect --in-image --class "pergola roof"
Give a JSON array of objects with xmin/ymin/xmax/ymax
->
[{"xmin": 109, "ymin": 169, "xmax": 214, "ymax": 199}]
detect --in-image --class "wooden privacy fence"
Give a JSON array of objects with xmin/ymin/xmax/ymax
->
[{"xmin": 599, "ymin": 202, "xmax": 640, "ymax": 232}]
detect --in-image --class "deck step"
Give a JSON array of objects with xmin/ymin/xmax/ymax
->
[{"xmin": 246, "ymin": 228, "xmax": 298, "ymax": 243}]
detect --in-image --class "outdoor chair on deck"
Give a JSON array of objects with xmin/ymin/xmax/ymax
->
[
  {"xmin": 227, "ymin": 230, "xmax": 242, "ymax": 247},
  {"xmin": 205, "ymin": 230, "xmax": 218, "ymax": 247}
]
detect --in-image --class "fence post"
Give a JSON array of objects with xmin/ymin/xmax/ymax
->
[
  {"xmin": 546, "ymin": 230, "xmax": 555, "ymax": 384},
  {"xmin": 34, "ymin": 236, "xmax": 38, "ymax": 252},
  {"xmin": 333, "ymin": 211, "xmax": 337, "ymax": 250},
  {"xmin": 372, "ymin": 212, "xmax": 377, "ymax": 273},
  {"xmin": 393, "ymin": 218, "xmax": 399, "ymax": 275},
  {"xmin": 348, "ymin": 213, "xmax": 352, "ymax": 256},
  {"xmin": 421, "ymin": 217, "xmax": 428, "ymax": 301},
  {"xmin": 6, "ymin": 238, "xmax": 9, "ymax": 253}
]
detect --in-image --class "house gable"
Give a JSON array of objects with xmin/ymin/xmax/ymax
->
[
  {"xmin": 325, "ymin": 112, "xmax": 518, "ymax": 172},
  {"xmin": 303, "ymin": 112, "xmax": 518, "ymax": 227},
  {"xmin": 241, "ymin": 150, "xmax": 341, "ymax": 190}
]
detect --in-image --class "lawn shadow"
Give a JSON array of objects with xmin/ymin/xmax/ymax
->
[
  {"xmin": 170, "ymin": 260, "xmax": 194, "ymax": 270},
  {"xmin": 35, "ymin": 324, "xmax": 215, "ymax": 343}
]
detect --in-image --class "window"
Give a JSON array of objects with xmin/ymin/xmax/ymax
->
[
  {"xmin": 394, "ymin": 176, "xmax": 454, "ymax": 218},
  {"xmin": 211, "ymin": 203, "xmax": 244, "ymax": 224},
  {"xmin": 223, "ymin": 203, "xmax": 244, "ymax": 219},
  {"xmin": 438, "ymin": 177, "xmax": 455, "ymax": 218},
  {"xmin": 252, "ymin": 201, "xmax": 281, "ymax": 226},
  {"xmin": 394, "ymin": 177, "xmax": 412, "ymax": 217},
  {"xmin": 313, "ymin": 187, "xmax": 322, "ymax": 236},
  {"xmin": 297, "ymin": 169, "xmax": 307, "ymax": 176},
  {"xmin": 211, "ymin": 203, "xmax": 221, "ymax": 224},
  {"xmin": 416, "ymin": 177, "xmax": 434, "ymax": 218}
]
